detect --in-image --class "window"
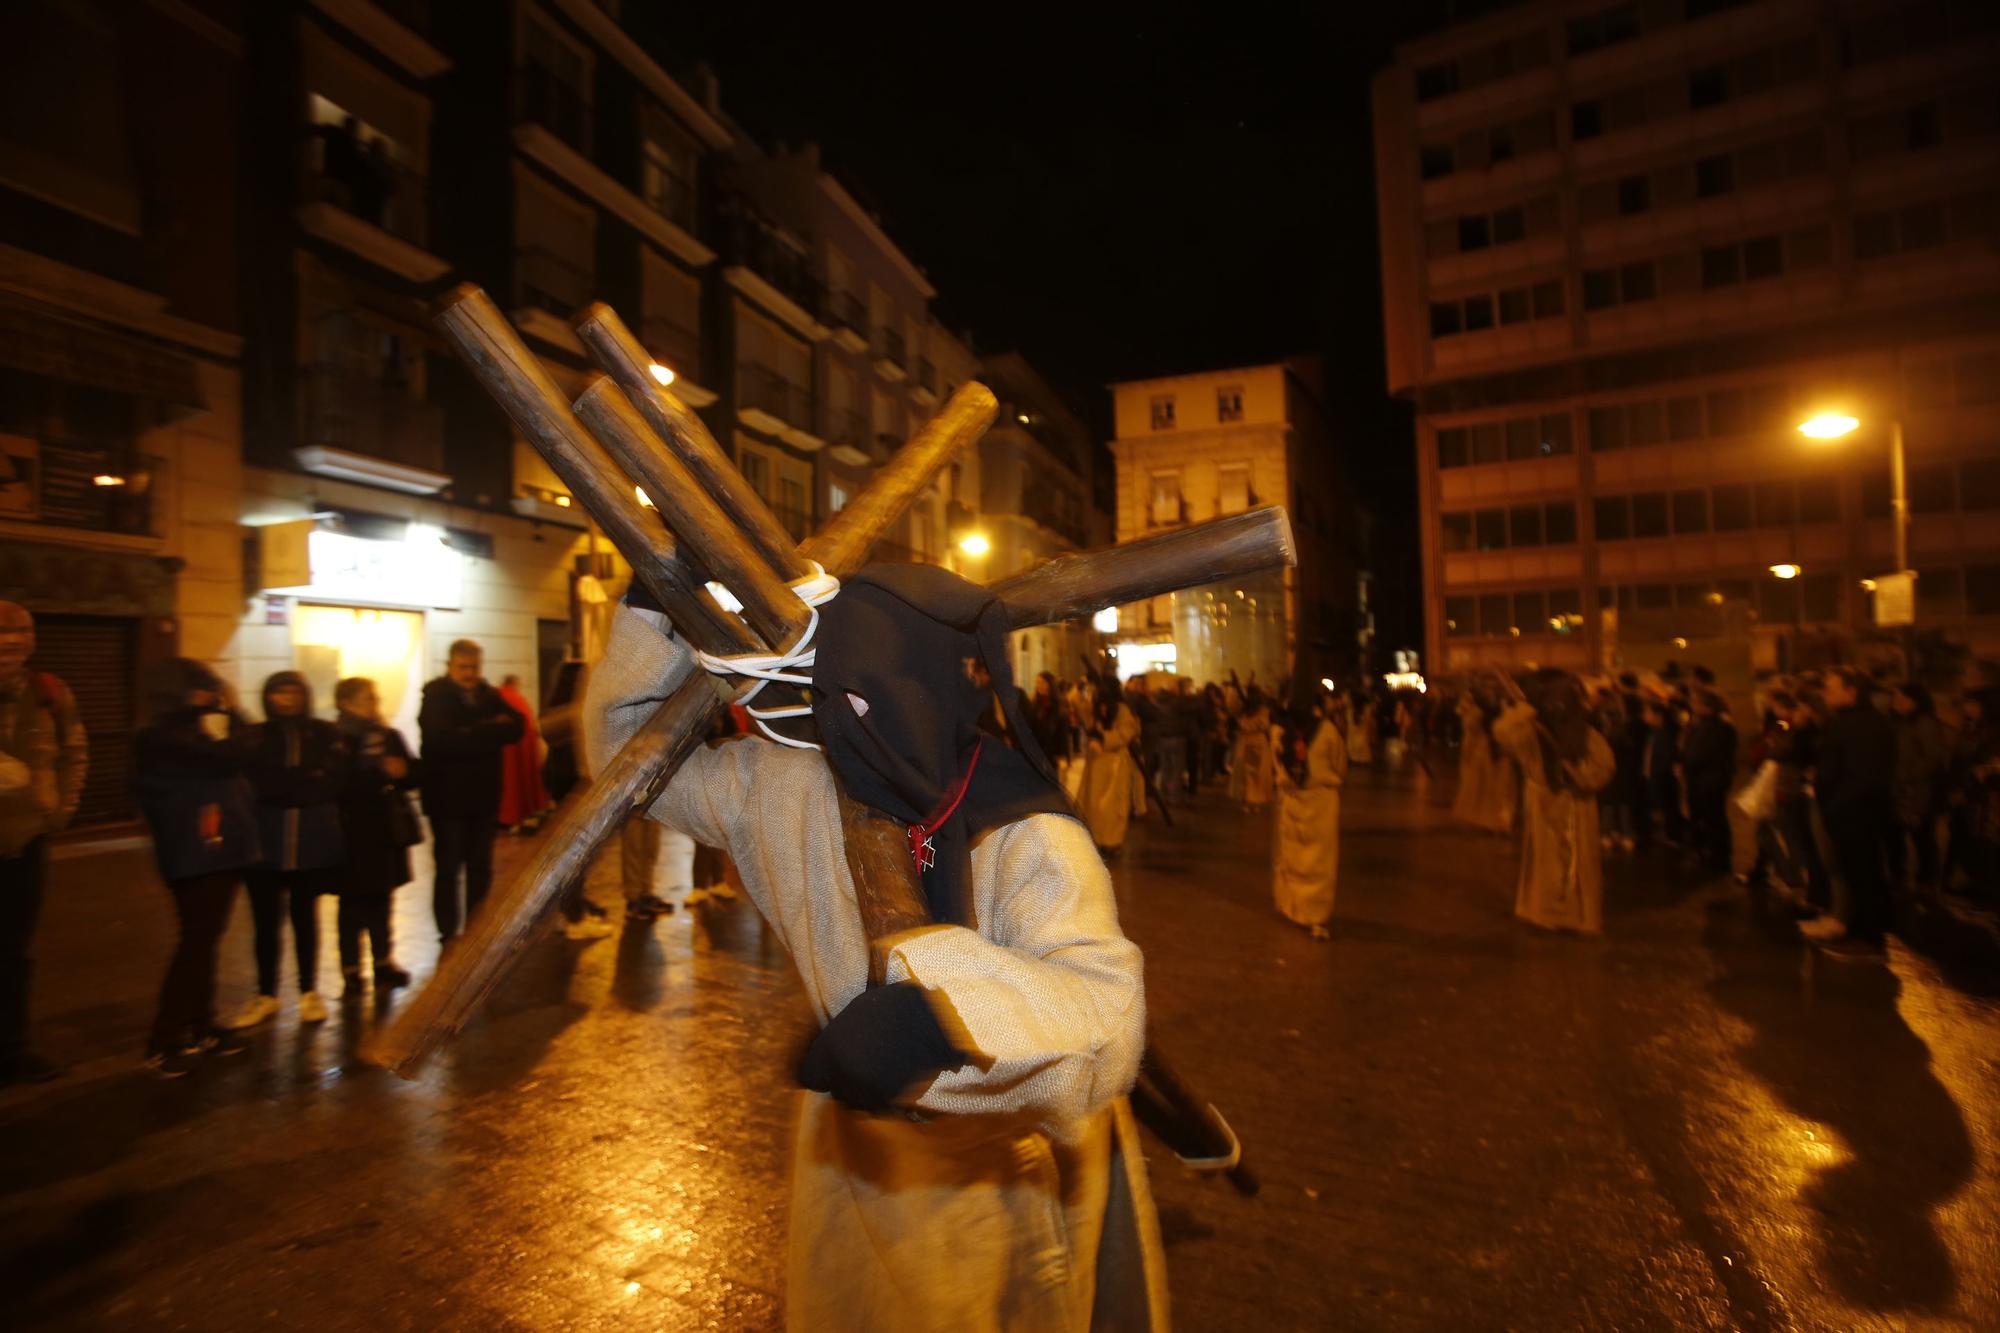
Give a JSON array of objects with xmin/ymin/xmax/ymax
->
[
  {"xmin": 1217, "ymin": 386, "xmax": 1244, "ymax": 422},
  {"xmin": 1475, "ymin": 508, "xmax": 1507, "ymax": 550},
  {"xmin": 1471, "ymin": 423, "xmax": 1505, "ymax": 464},
  {"xmin": 1696, "ymin": 153, "xmax": 1734, "ymax": 197},
  {"xmin": 1492, "ymin": 207, "xmax": 1526, "ymax": 245},
  {"xmin": 1901, "ymin": 201, "xmax": 1947, "ymax": 250},
  {"xmin": 1754, "ymin": 480, "xmax": 1794, "ymax": 526},
  {"xmin": 1910, "ymin": 463, "xmax": 1956, "ymax": 513},
  {"xmin": 1798, "ymin": 476, "xmax": 1840, "ymax": 523},
  {"xmin": 1542, "ymin": 413, "xmax": 1574, "ymax": 455},
  {"xmin": 1702, "ymin": 244, "xmax": 1741, "ymax": 287},
  {"xmin": 1458, "ymin": 215, "xmax": 1492, "ymax": 251},
  {"xmin": 1430, "ymin": 302, "xmax": 1463, "ymax": 338},
  {"xmin": 1505, "ymin": 417, "xmax": 1540, "ymax": 460},
  {"xmin": 639, "ymin": 102, "xmax": 698, "ymax": 230},
  {"xmin": 1420, "ymin": 144, "xmax": 1455, "ymax": 179},
  {"xmin": 1961, "ymin": 459, "xmax": 2000, "ymax": 509},
  {"xmin": 1572, "ymin": 100, "xmax": 1604, "ymax": 141},
  {"xmin": 1743, "ymin": 235, "xmax": 1783, "ymax": 280},
  {"xmin": 522, "ymin": 11, "xmax": 593, "ymax": 152},
  {"xmin": 1545, "ymin": 502, "xmax": 1578, "ymax": 544},
  {"xmin": 1499, "ymin": 287, "xmax": 1531, "ymax": 325},
  {"xmin": 1801, "ymin": 572, "xmax": 1840, "ymax": 623},
  {"xmin": 1479, "ymin": 593, "xmax": 1510, "ymax": 633},
  {"xmin": 1667, "ymin": 396, "xmax": 1702, "ymax": 439},
  {"xmin": 1908, "ymin": 102, "xmax": 1943, "ymax": 149},
  {"xmin": 737, "ymin": 444, "xmax": 771, "ymax": 497},
  {"xmin": 1594, "ymin": 495, "xmax": 1631, "ymax": 539},
  {"xmin": 1689, "ymin": 66, "xmax": 1729, "ymax": 109},
  {"xmin": 1509, "ymin": 504, "xmax": 1544, "ymax": 547},
  {"xmin": 1569, "ymin": 5, "xmax": 1640, "ymax": 56},
  {"xmin": 1513, "ymin": 590, "xmax": 1547, "ymax": 632},
  {"xmin": 1588, "ymin": 405, "xmax": 1625, "ymax": 451},
  {"xmin": 514, "ymin": 165, "xmax": 596, "ymax": 315},
  {"xmin": 1416, "ymin": 62, "xmax": 1459, "ymax": 102},
  {"xmin": 1626, "ymin": 401, "xmax": 1664, "ymax": 447},
  {"xmin": 1217, "ymin": 463, "xmax": 1252, "ymax": 515},
  {"xmin": 1150, "ymin": 395, "xmax": 1176, "ymax": 430},
  {"xmin": 1584, "ymin": 269, "xmax": 1618, "ymax": 311},
  {"xmin": 1621, "ymin": 262, "xmax": 1656, "ymax": 302},
  {"xmin": 1445, "ymin": 596, "xmax": 1475, "ymax": 636},
  {"xmin": 1712, "ymin": 483, "xmax": 1752, "ymax": 529},
  {"xmin": 1672, "ymin": 489, "xmax": 1708, "ymax": 533},
  {"xmin": 1441, "ymin": 512, "xmax": 1474, "ymax": 552},
  {"xmin": 1489, "ymin": 122, "xmax": 1516, "ymax": 163},
  {"xmin": 1437, "ymin": 427, "xmax": 1469, "ymax": 469},
  {"xmin": 1758, "ymin": 577, "xmax": 1800, "ymax": 624},
  {"xmin": 1918, "ymin": 567, "xmax": 1963, "ymax": 617},
  {"xmin": 1968, "ymin": 565, "xmax": 2000, "ymax": 616},
  {"xmin": 1147, "ymin": 471, "xmax": 1183, "ymax": 525},
  {"xmin": 1464, "ymin": 295, "xmax": 1495, "ymax": 331},
  {"xmin": 1533, "ymin": 280, "xmax": 1566, "ymax": 318},
  {"xmin": 1631, "ymin": 491, "xmax": 1669, "ymax": 537},
  {"xmin": 1617, "ymin": 175, "xmax": 1650, "ymax": 215}
]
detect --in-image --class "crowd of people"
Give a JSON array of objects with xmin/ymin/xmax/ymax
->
[{"xmin": 1438, "ymin": 660, "xmax": 2000, "ymax": 962}]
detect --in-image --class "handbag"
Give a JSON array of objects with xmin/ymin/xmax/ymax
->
[
  {"xmin": 386, "ymin": 790, "xmax": 424, "ymax": 847},
  {"xmin": 1734, "ymin": 759, "xmax": 1780, "ymax": 822}
]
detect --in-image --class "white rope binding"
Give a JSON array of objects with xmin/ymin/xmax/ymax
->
[{"xmin": 691, "ymin": 561, "xmax": 840, "ymax": 749}]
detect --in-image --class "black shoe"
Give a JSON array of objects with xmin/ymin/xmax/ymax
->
[
  {"xmin": 0, "ymin": 1050, "xmax": 63, "ymax": 1086},
  {"xmin": 627, "ymin": 892, "xmax": 674, "ymax": 920},
  {"xmin": 190, "ymin": 1027, "xmax": 249, "ymax": 1057},
  {"xmin": 342, "ymin": 966, "xmax": 367, "ymax": 1000},
  {"xmin": 374, "ymin": 962, "xmax": 412, "ymax": 989}
]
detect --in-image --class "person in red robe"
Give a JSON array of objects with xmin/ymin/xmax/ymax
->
[{"xmin": 496, "ymin": 675, "xmax": 552, "ymax": 832}]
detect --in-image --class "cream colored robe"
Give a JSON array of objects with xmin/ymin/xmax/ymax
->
[
  {"xmin": 1234, "ymin": 710, "xmax": 1275, "ymax": 808},
  {"xmin": 1273, "ymin": 719, "xmax": 1348, "ymax": 928},
  {"xmin": 1346, "ymin": 702, "xmax": 1375, "ymax": 765},
  {"xmin": 1078, "ymin": 703, "xmax": 1141, "ymax": 852},
  {"xmin": 1492, "ymin": 702, "xmax": 1616, "ymax": 934},
  {"xmin": 1453, "ymin": 699, "xmax": 1518, "ymax": 835},
  {"xmin": 588, "ymin": 606, "xmax": 1168, "ymax": 1332}
]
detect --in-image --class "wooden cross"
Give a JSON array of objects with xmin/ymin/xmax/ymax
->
[{"xmin": 366, "ymin": 286, "xmax": 1295, "ymax": 1075}]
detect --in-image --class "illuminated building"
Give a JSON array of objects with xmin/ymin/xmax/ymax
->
[
  {"xmin": 1373, "ymin": 0, "xmax": 2000, "ymax": 680},
  {"xmin": 1108, "ymin": 362, "xmax": 1355, "ymax": 685}
]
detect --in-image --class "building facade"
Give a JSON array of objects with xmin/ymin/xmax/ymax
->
[
  {"xmin": 0, "ymin": 0, "xmax": 247, "ymax": 825},
  {"xmin": 1374, "ymin": 0, "xmax": 2000, "ymax": 683},
  {"xmin": 1108, "ymin": 362, "xmax": 1354, "ymax": 687}
]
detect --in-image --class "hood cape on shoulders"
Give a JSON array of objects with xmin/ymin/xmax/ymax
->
[{"xmin": 809, "ymin": 563, "xmax": 1075, "ymax": 927}]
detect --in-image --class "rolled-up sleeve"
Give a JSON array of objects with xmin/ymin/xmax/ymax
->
[{"xmin": 881, "ymin": 812, "xmax": 1144, "ymax": 1132}]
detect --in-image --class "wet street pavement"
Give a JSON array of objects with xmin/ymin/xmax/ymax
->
[{"xmin": 4, "ymin": 764, "xmax": 1998, "ymax": 1331}]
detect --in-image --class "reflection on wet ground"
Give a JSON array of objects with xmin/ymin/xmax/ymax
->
[{"xmin": 3, "ymin": 764, "xmax": 1996, "ymax": 1329}]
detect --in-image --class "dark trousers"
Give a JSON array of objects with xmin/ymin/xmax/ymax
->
[
  {"xmin": 1648, "ymin": 776, "xmax": 1686, "ymax": 845},
  {"xmin": 1886, "ymin": 814, "xmax": 1941, "ymax": 891},
  {"xmin": 246, "ymin": 867, "xmax": 333, "ymax": 997},
  {"xmin": 0, "ymin": 838, "xmax": 48, "ymax": 1066},
  {"xmin": 431, "ymin": 811, "xmax": 497, "ymax": 940},
  {"xmin": 337, "ymin": 895, "xmax": 393, "ymax": 970},
  {"xmin": 151, "ymin": 871, "xmax": 238, "ymax": 1051},
  {"xmin": 1827, "ymin": 808, "xmax": 1892, "ymax": 944},
  {"xmin": 1688, "ymin": 784, "xmax": 1731, "ymax": 875},
  {"xmin": 1778, "ymin": 796, "xmax": 1831, "ymax": 908}
]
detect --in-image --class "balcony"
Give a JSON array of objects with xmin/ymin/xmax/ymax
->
[
  {"xmin": 301, "ymin": 363, "xmax": 445, "ymax": 476},
  {"xmin": 298, "ymin": 121, "xmax": 448, "ymax": 283},
  {"xmin": 737, "ymin": 361, "xmax": 813, "ymax": 438},
  {"xmin": 306, "ymin": 0, "xmax": 448, "ymax": 78},
  {"xmin": 719, "ymin": 208, "xmax": 827, "ymax": 340},
  {"xmin": 516, "ymin": 246, "xmax": 592, "ymax": 319},
  {"xmin": 640, "ymin": 157, "xmax": 697, "ymax": 234},
  {"xmin": 639, "ymin": 312, "xmax": 700, "ymax": 381},
  {"xmin": 873, "ymin": 327, "xmax": 906, "ymax": 381},
  {"xmin": 1024, "ymin": 481, "xmax": 1086, "ymax": 546},
  {"xmin": 828, "ymin": 289, "xmax": 868, "ymax": 353},
  {"xmin": 27, "ymin": 443, "xmax": 162, "ymax": 538},
  {"xmin": 515, "ymin": 68, "xmax": 592, "ymax": 155},
  {"xmin": 826, "ymin": 409, "xmax": 871, "ymax": 465},
  {"xmin": 909, "ymin": 355, "xmax": 937, "ymax": 406}
]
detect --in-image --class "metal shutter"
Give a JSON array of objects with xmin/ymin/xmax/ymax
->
[{"xmin": 29, "ymin": 614, "xmax": 137, "ymax": 826}]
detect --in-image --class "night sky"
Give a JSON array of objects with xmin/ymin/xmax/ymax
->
[{"xmin": 645, "ymin": 4, "xmax": 1497, "ymax": 648}]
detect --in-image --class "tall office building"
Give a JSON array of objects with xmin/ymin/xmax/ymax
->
[{"xmin": 1373, "ymin": 0, "xmax": 2000, "ymax": 683}]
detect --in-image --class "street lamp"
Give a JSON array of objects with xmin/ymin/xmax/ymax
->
[
  {"xmin": 957, "ymin": 532, "xmax": 990, "ymax": 558},
  {"xmin": 648, "ymin": 362, "xmax": 676, "ymax": 386},
  {"xmin": 1769, "ymin": 563, "xmax": 1800, "ymax": 580},
  {"xmin": 1797, "ymin": 410, "xmax": 1908, "ymax": 577}
]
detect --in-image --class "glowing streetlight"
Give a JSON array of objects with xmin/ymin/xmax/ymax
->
[
  {"xmin": 648, "ymin": 363, "xmax": 676, "ymax": 386},
  {"xmin": 1769, "ymin": 563, "xmax": 1800, "ymax": 580},
  {"xmin": 91, "ymin": 474, "xmax": 126, "ymax": 487},
  {"xmin": 1796, "ymin": 413, "xmax": 1858, "ymax": 440},
  {"xmin": 957, "ymin": 532, "xmax": 990, "ymax": 557}
]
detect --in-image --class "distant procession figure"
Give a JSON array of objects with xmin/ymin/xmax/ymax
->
[
  {"xmin": 1493, "ymin": 670, "xmax": 1616, "ymax": 934},
  {"xmin": 420, "ymin": 639, "xmax": 524, "ymax": 943},
  {"xmin": 1079, "ymin": 677, "xmax": 1142, "ymax": 853},
  {"xmin": 1346, "ymin": 694, "xmax": 1376, "ymax": 766},
  {"xmin": 1231, "ymin": 687, "xmax": 1276, "ymax": 811},
  {"xmin": 496, "ymin": 674, "xmax": 553, "ymax": 833},
  {"xmin": 1273, "ymin": 688, "xmax": 1348, "ymax": 939},
  {"xmin": 1453, "ymin": 681, "xmax": 1518, "ymax": 835}
]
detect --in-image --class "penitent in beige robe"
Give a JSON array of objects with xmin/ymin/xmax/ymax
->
[
  {"xmin": 1453, "ymin": 697, "xmax": 1519, "ymax": 835},
  {"xmin": 1078, "ymin": 703, "xmax": 1142, "ymax": 852},
  {"xmin": 1273, "ymin": 719, "xmax": 1348, "ymax": 928},
  {"xmin": 588, "ymin": 605, "xmax": 1169, "ymax": 1332},
  {"xmin": 1491, "ymin": 702, "xmax": 1616, "ymax": 934}
]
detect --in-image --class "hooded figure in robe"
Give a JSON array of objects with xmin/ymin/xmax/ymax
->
[{"xmin": 1493, "ymin": 669, "xmax": 1617, "ymax": 934}]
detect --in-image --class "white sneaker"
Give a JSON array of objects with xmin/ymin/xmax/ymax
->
[
  {"xmin": 297, "ymin": 991, "xmax": 329, "ymax": 1023},
  {"xmin": 563, "ymin": 917, "xmax": 614, "ymax": 941},
  {"xmin": 228, "ymin": 994, "xmax": 281, "ymax": 1029}
]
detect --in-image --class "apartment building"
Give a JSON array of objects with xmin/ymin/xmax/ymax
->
[
  {"xmin": 0, "ymin": 0, "xmax": 247, "ymax": 826},
  {"xmin": 1108, "ymin": 362, "xmax": 1355, "ymax": 686},
  {"xmin": 1374, "ymin": 0, "xmax": 2000, "ymax": 681}
]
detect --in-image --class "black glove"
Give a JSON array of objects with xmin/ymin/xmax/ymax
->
[{"xmin": 798, "ymin": 981, "xmax": 968, "ymax": 1113}]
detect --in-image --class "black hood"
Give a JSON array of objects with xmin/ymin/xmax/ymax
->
[
  {"xmin": 260, "ymin": 670, "xmax": 314, "ymax": 723},
  {"xmin": 810, "ymin": 563, "xmax": 1073, "ymax": 926}
]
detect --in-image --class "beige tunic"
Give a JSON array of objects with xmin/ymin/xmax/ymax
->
[
  {"xmin": 1491, "ymin": 703, "xmax": 1616, "ymax": 934},
  {"xmin": 1273, "ymin": 719, "xmax": 1347, "ymax": 928},
  {"xmin": 1077, "ymin": 703, "xmax": 1141, "ymax": 851},
  {"xmin": 1233, "ymin": 709, "xmax": 1275, "ymax": 808},
  {"xmin": 588, "ymin": 606, "xmax": 1168, "ymax": 1331}
]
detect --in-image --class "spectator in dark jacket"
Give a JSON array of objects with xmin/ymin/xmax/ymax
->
[
  {"xmin": 232, "ymin": 671, "xmax": 349, "ymax": 1029},
  {"xmin": 133, "ymin": 659, "xmax": 259, "ymax": 1076},
  {"xmin": 1681, "ymin": 689, "xmax": 1739, "ymax": 876},
  {"xmin": 1888, "ymin": 682, "xmax": 1951, "ymax": 892},
  {"xmin": 420, "ymin": 639, "xmax": 524, "ymax": 943},
  {"xmin": 1808, "ymin": 668, "xmax": 1897, "ymax": 960},
  {"xmin": 1638, "ymin": 700, "xmax": 1683, "ymax": 848},
  {"xmin": 333, "ymin": 677, "xmax": 417, "ymax": 995}
]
